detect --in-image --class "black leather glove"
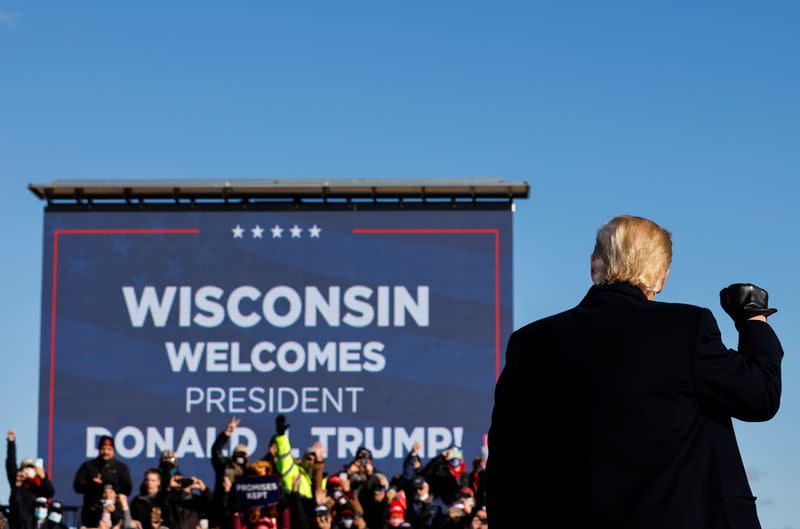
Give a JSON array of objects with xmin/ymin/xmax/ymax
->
[
  {"xmin": 719, "ymin": 283, "xmax": 777, "ymax": 330},
  {"xmin": 275, "ymin": 414, "xmax": 289, "ymax": 436}
]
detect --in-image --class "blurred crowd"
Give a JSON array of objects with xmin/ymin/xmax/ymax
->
[{"xmin": 4, "ymin": 417, "xmax": 488, "ymax": 529}]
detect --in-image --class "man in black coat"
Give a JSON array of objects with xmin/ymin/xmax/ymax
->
[
  {"xmin": 73, "ymin": 435, "xmax": 132, "ymax": 525},
  {"xmin": 487, "ymin": 215, "xmax": 783, "ymax": 529}
]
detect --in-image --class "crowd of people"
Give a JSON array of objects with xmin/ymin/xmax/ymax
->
[{"xmin": 4, "ymin": 417, "xmax": 489, "ymax": 529}]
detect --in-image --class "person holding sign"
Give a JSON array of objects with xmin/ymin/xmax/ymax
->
[
  {"xmin": 487, "ymin": 215, "xmax": 784, "ymax": 528},
  {"xmin": 231, "ymin": 461, "xmax": 287, "ymax": 529}
]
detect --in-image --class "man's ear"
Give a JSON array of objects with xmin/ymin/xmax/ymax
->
[{"xmin": 659, "ymin": 268, "xmax": 670, "ymax": 293}]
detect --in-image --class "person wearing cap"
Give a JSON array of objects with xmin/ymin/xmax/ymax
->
[
  {"xmin": 32, "ymin": 498, "xmax": 49, "ymax": 529},
  {"xmin": 43, "ymin": 501, "xmax": 68, "ymax": 529},
  {"xmin": 487, "ymin": 215, "xmax": 785, "ymax": 528},
  {"xmin": 5, "ymin": 430, "xmax": 54, "ymax": 529},
  {"xmin": 400, "ymin": 442, "xmax": 423, "ymax": 498},
  {"xmin": 387, "ymin": 500, "xmax": 405, "ymax": 528},
  {"xmin": 420, "ymin": 448, "xmax": 468, "ymax": 506},
  {"xmin": 332, "ymin": 505, "xmax": 356, "ymax": 529},
  {"xmin": 73, "ymin": 435, "xmax": 132, "ymax": 526},
  {"xmin": 406, "ymin": 477, "xmax": 446, "ymax": 529}
]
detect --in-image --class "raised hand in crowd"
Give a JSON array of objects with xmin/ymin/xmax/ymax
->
[
  {"xmin": 224, "ymin": 417, "xmax": 240, "ymax": 437},
  {"xmin": 312, "ymin": 441, "xmax": 326, "ymax": 462},
  {"xmin": 7, "ymin": 430, "xmax": 14, "ymax": 442}
]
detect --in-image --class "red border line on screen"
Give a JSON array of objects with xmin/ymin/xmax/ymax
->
[
  {"xmin": 351, "ymin": 228, "xmax": 502, "ymax": 381},
  {"xmin": 48, "ymin": 229, "xmax": 200, "ymax": 477}
]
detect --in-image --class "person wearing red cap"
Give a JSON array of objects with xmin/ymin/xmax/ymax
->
[
  {"xmin": 387, "ymin": 500, "xmax": 405, "ymax": 528},
  {"xmin": 73, "ymin": 435, "xmax": 132, "ymax": 526}
]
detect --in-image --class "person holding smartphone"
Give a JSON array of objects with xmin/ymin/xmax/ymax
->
[
  {"xmin": 5, "ymin": 430, "xmax": 54, "ymax": 529},
  {"xmin": 166, "ymin": 475, "xmax": 210, "ymax": 529}
]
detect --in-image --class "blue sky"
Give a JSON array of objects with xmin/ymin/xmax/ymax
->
[{"xmin": 0, "ymin": 1, "xmax": 798, "ymax": 526}]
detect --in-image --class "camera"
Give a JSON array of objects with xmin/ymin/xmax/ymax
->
[{"xmin": 179, "ymin": 476, "xmax": 195, "ymax": 488}]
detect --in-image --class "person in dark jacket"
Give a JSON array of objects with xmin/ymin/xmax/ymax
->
[
  {"xmin": 74, "ymin": 436, "xmax": 132, "ymax": 527},
  {"xmin": 210, "ymin": 418, "xmax": 249, "ymax": 529},
  {"xmin": 43, "ymin": 501, "xmax": 69, "ymax": 529},
  {"xmin": 157, "ymin": 452, "xmax": 181, "ymax": 494},
  {"xmin": 32, "ymin": 497, "xmax": 49, "ymax": 529},
  {"xmin": 487, "ymin": 215, "xmax": 784, "ymax": 529},
  {"xmin": 5, "ymin": 430, "xmax": 54, "ymax": 529},
  {"xmin": 166, "ymin": 476, "xmax": 211, "ymax": 529},
  {"xmin": 130, "ymin": 469, "xmax": 167, "ymax": 529},
  {"xmin": 406, "ymin": 477, "xmax": 447, "ymax": 529},
  {"xmin": 399, "ymin": 442, "xmax": 423, "ymax": 502},
  {"xmin": 358, "ymin": 474, "xmax": 389, "ymax": 529},
  {"xmin": 421, "ymin": 449, "xmax": 468, "ymax": 506}
]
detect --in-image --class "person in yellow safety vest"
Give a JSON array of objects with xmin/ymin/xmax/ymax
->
[{"xmin": 271, "ymin": 415, "xmax": 327, "ymax": 498}]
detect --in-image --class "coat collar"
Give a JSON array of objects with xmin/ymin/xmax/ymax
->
[{"xmin": 579, "ymin": 281, "xmax": 649, "ymax": 306}]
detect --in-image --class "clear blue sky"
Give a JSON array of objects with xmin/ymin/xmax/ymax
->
[{"xmin": 0, "ymin": 1, "xmax": 798, "ymax": 526}]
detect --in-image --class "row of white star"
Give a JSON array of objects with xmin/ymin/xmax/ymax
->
[{"xmin": 232, "ymin": 224, "xmax": 321, "ymax": 239}]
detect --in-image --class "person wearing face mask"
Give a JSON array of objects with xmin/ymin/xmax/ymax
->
[
  {"xmin": 83, "ymin": 483, "xmax": 128, "ymax": 529},
  {"xmin": 421, "ymin": 448, "xmax": 468, "ymax": 506},
  {"xmin": 32, "ymin": 498, "xmax": 49, "ymax": 529},
  {"xmin": 325, "ymin": 476, "xmax": 348, "ymax": 507},
  {"xmin": 43, "ymin": 501, "xmax": 68, "ymax": 529},
  {"xmin": 406, "ymin": 478, "xmax": 447, "ymax": 529},
  {"xmin": 5, "ymin": 430, "xmax": 54, "ymax": 529},
  {"xmin": 333, "ymin": 507, "xmax": 356, "ymax": 529},
  {"xmin": 74, "ymin": 436, "xmax": 132, "ymax": 528}
]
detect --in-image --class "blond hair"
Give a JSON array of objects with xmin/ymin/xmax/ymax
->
[{"xmin": 591, "ymin": 215, "xmax": 672, "ymax": 294}]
